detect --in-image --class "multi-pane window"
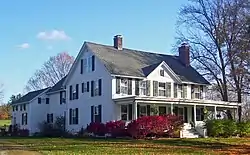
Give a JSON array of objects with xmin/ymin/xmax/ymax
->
[
  {"xmin": 94, "ymin": 81, "xmax": 99, "ymax": 96},
  {"xmin": 196, "ymin": 107, "xmax": 204, "ymax": 121},
  {"xmin": 192, "ymin": 85, "xmax": 203, "ymax": 99},
  {"xmin": 139, "ymin": 105, "xmax": 147, "ymax": 117},
  {"xmin": 178, "ymin": 85, "xmax": 184, "ymax": 98},
  {"xmin": 139, "ymin": 81, "xmax": 146, "ymax": 95},
  {"xmin": 174, "ymin": 84, "xmax": 178, "ymax": 98},
  {"xmin": 120, "ymin": 78, "xmax": 128, "ymax": 94},
  {"xmin": 82, "ymin": 56, "xmax": 94, "ymax": 73},
  {"xmin": 158, "ymin": 82, "xmax": 166, "ymax": 96},
  {"xmin": 15, "ymin": 105, "xmax": 18, "ymax": 111},
  {"xmin": 22, "ymin": 113, "xmax": 28, "ymax": 125},
  {"xmin": 70, "ymin": 108, "xmax": 79, "ymax": 125},
  {"xmin": 47, "ymin": 113, "xmax": 53, "ymax": 123},
  {"xmin": 166, "ymin": 82, "xmax": 171, "ymax": 97},
  {"xmin": 183, "ymin": 84, "xmax": 187, "ymax": 98},
  {"xmin": 121, "ymin": 105, "xmax": 128, "ymax": 121}
]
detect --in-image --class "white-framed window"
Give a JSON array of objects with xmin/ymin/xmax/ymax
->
[
  {"xmin": 158, "ymin": 82, "xmax": 166, "ymax": 96},
  {"xmin": 166, "ymin": 82, "xmax": 171, "ymax": 97},
  {"xmin": 178, "ymin": 84, "xmax": 184, "ymax": 98},
  {"xmin": 22, "ymin": 113, "xmax": 28, "ymax": 125},
  {"xmin": 193, "ymin": 86, "xmax": 201, "ymax": 99},
  {"xmin": 139, "ymin": 105, "xmax": 147, "ymax": 117},
  {"xmin": 87, "ymin": 57, "xmax": 92, "ymax": 72},
  {"xmin": 196, "ymin": 107, "xmax": 204, "ymax": 121},
  {"xmin": 121, "ymin": 105, "xmax": 128, "ymax": 121},
  {"xmin": 83, "ymin": 58, "xmax": 87, "ymax": 73},
  {"xmin": 120, "ymin": 78, "xmax": 128, "ymax": 94},
  {"xmin": 139, "ymin": 81, "xmax": 146, "ymax": 95}
]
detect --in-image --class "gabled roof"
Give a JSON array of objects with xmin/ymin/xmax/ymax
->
[
  {"xmin": 47, "ymin": 76, "xmax": 67, "ymax": 93},
  {"xmin": 86, "ymin": 42, "xmax": 210, "ymax": 84},
  {"xmin": 12, "ymin": 88, "xmax": 49, "ymax": 104}
]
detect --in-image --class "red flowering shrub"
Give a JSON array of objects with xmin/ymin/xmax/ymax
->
[
  {"xmin": 105, "ymin": 120, "xmax": 128, "ymax": 137},
  {"xmin": 127, "ymin": 114, "xmax": 183, "ymax": 139},
  {"xmin": 86, "ymin": 122, "xmax": 107, "ymax": 136}
]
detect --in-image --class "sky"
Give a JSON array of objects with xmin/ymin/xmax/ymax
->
[{"xmin": 0, "ymin": 0, "xmax": 186, "ymax": 103}]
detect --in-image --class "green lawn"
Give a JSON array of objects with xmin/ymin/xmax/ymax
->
[
  {"xmin": 0, "ymin": 137, "xmax": 250, "ymax": 155},
  {"xmin": 0, "ymin": 119, "xmax": 10, "ymax": 126}
]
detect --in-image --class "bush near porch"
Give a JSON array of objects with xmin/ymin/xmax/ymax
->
[
  {"xmin": 86, "ymin": 114, "xmax": 184, "ymax": 139},
  {"xmin": 205, "ymin": 119, "xmax": 250, "ymax": 137}
]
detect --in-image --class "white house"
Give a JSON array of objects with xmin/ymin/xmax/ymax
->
[{"xmin": 11, "ymin": 35, "xmax": 239, "ymax": 138}]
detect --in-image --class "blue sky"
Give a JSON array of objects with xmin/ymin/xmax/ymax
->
[{"xmin": 0, "ymin": 0, "xmax": 185, "ymax": 103}]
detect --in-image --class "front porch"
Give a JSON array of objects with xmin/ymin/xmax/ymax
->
[{"xmin": 114, "ymin": 96, "xmax": 239, "ymax": 138}]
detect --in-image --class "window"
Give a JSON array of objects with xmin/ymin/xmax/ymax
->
[
  {"xmin": 60, "ymin": 91, "xmax": 66, "ymax": 104},
  {"xmin": 166, "ymin": 82, "xmax": 171, "ymax": 97},
  {"xmin": 23, "ymin": 104, "xmax": 26, "ymax": 111},
  {"xmin": 192, "ymin": 85, "xmax": 202, "ymax": 99},
  {"xmin": 80, "ymin": 59, "xmax": 83, "ymax": 74},
  {"xmin": 22, "ymin": 113, "xmax": 28, "ymax": 125},
  {"xmin": 120, "ymin": 78, "xmax": 128, "ymax": 94},
  {"xmin": 73, "ymin": 90, "xmax": 77, "ymax": 99},
  {"xmin": 174, "ymin": 83, "xmax": 178, "ymax": 98},
  {"xmin": 91, "ymin": 80, "xmax": 102, "ymax": 97},
  {"xmin": 69, "ymin": 108, "xmax": 79, "ymax": 125},
  {"xmin": 178, "ymin": 85, "xmax": 183, "ymax": 98},
  {"xmin": 15, "ymin": 105, "xmax": 18, "ymax": 111},
  {"xmin": 196, "ymin": 107, "xmax": 204, "ymax": 121},
  {"xmin": 38, "ymin": 97, "xmax": 41, "ymax": 104},
  {"xmin": 160, "ymin": 69, "xmax": 164, "ymax": 76},
  {"xmin": 46, "ymin": 98, "xmax": 50, "ymax": 104},
  {"xmin": 159, "ymin": 106, "xmax": 167, "ymax": 115},
  {"xmin": 139, "ymin": 105, "xmax": 147, "ymax": 117},
  {"xmin": 82, "ymin": 56, "xmax": 94, "ymax": 73},
  {"xmin": 121, "ymin": 105, "xmax": 128, "ymax": 121},
  {"xmin": 183, "ymin": 84, "xmax": 187, "ymax": 98},
  {"xmin": 47, "ymin": 113, "xmax": 53, "ymax": 123},
  {"xmin": 20, "ymin": 105, "xmax": 23, "ymax": 111},
  {"xmin": 158, "ymin": 82, "xmax": 166, "ymax": 96},
  {"xmin": 139, "ymin": 81, "xmax": 146, "ymax": 95},
  {"xmin": 12, "ymin": 106, "xmax": 15, "ymax": 112},
  {"xmin": 72, "ymin": 84, "xmax": 79, "ymax": 100}
]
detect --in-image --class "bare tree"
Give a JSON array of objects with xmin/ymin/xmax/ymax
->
[
  {"xmin": 176, "ymin": 0, "xmax": 250, "ymax": 120},
  {"xmin": 0, "ymin": 84, "xmax": 3, "ymax": 102},
  {"xmin": 25, "ymin": 52, "xmax": 74, "ymax": 91}
]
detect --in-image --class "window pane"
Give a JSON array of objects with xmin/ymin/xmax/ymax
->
[
  {"xmin": 121, "ymin": 105, "xmax": 128, "ymax": 113},
  {"xmin": 121, "ymin": 114, "xmax": 127, "ymax": 121}
]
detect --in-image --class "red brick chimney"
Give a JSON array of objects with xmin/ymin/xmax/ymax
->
[
  {"xmin": 113, "ymin": 35, "xmax": 123, "ymax": 50},
  {"xmin": 179, "ymin": 43, "xmax": 190, "ymax": 66}
]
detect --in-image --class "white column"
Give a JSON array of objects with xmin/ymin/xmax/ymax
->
[
  {"xmin": 214, "ymin": 106, "xmax": 217, "ymax": 119},
  {"xmin": 134, "ymin": 101, "xmax": 138, "ymax": 120},
  {"xmin": 171, "ymin": 103, "xmax": 174, "ymax": 115},
  {"xmin": 194, "ymin": 105, "xmax": 196, "ymax": 127}
]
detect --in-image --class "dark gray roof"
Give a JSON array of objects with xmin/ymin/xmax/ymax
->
[
  {"xmin": 12, "ymin": 88, "xmax": 49, "ymax": 104},
  {"xmin": 47, "ymin": 76, "xmax": 67, "ymax": 93},
  {"xmin": 86, "ymin": 42, "xmax": 209, "ymax": 84}
]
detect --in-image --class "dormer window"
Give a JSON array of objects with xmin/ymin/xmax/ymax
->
[{"xmin": 160, "ymin": 69, "xmax": 164, "ymax": 76}]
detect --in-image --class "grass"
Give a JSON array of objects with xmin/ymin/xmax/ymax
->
[
  {"xmin": 0, "ymin": 119, "xmax": 11, "ymax": 126},
  {"xmin": 0, "ymin": 137, "xmax": 250, "ymax": 155}
]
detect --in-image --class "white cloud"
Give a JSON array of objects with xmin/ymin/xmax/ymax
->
[
  {"xmin": 37, "ymin": 30, "xmax": 71, "ymax": 41},
  {"xmin": 18, "ymin": 43, "xmax": 30, "ymax": 49}
]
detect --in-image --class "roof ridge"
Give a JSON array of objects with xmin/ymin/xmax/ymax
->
[{"xmin": 85, "ymin": 41, "xmax": 177, "ymax": 58}]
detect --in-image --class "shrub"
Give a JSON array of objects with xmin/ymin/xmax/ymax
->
[
  {"xmin": 127, "ymin": 114, "xmax": 183, "ymax": 139},
  {"xmin": 86, "ymin": 122, "xmax": 107, "ymax": 136},
  {"xmin": 106, "ymin": 120, "xmax": 129, "ymax": 137},
  {"xmin": 237, "ymin": 122, "xmax": 250, "ymax": 137},
  {"xmin": 223, "ymin": 120, "xmax": 237, "ymax": 137},
  {"xmin": 18, "ymin": 129, "xmax": 29, "ymax": 137}
]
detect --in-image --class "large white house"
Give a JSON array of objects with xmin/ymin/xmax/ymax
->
[{"xmin": 11, "ymin": 35, "xmax": 239, "ymax": 138}]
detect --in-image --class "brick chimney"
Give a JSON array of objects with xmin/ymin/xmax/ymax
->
[
  {"xmin": 179, "ymin": 43, "xmax": 190, "ymax": 66},
  {"xmin": 113, "ymin": 35, "xmax": 123, "ymax": 50}
]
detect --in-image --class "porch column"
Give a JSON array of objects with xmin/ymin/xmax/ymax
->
[
  {"xmin": 170, "ymin": 103, "xmax": 173, "ymax": 115},
  {"xmin": 214, "ymin": 106, "xmax": 217, "ymax": 119},
  {"xmin": 193, "ymin": 105, "xmax": 196, "ymax": 127},
  {"xmin": 134, "ymin": 101, "xmax": 138, "ymax": 120}
]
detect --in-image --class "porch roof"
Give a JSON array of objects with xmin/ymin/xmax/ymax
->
[{"xmin": 113, "ymin": 96, "xmax": 239, "ymax": 108}]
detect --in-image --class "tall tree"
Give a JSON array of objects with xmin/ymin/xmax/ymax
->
[
  {"xmin": 176, "ymin": 0, "xmax": 250, "ymax": 120},
  {"xmin": 25, "ymin": 52, "xmax": 74, "ymax": 91},
  {"xmin": 8, "ymin": 94, "xmax": 22, "ymax": 104}
]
